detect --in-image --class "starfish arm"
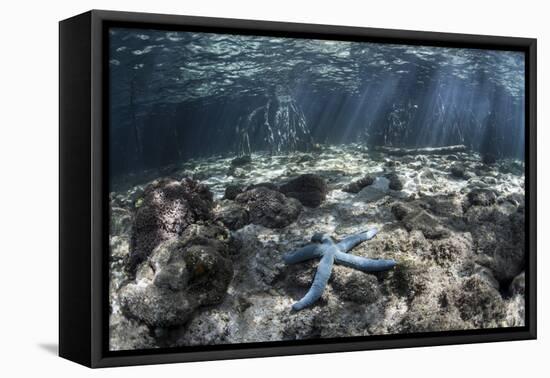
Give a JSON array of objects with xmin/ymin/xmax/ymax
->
[
  {"xmin": 336, "ymin": 228, "xmax": 378, "ymax": 252},
  {"xmin": 292, "ymin": 252, "xmax": 335, "ymax": 311},
  {"xmin": 334, "ymin": 251, "xmax": 396, "ymax": 272},
  {"xmin": 283, "ymin": 244, "xmax": 322, "ymax": 264}
]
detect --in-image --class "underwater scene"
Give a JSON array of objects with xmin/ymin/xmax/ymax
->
[{"xmin": 108, "ymin": 27, "xmax": 526, "ymax": 351}]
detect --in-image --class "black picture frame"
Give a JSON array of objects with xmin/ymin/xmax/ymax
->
[{"xmin": 59, "ymin": 9, "xmax": 537, "ymax": 368}]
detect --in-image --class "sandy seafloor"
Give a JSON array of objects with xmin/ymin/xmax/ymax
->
[{"xmin": 108, "ymin": 143, "xmax": 526, "ymax": 351}]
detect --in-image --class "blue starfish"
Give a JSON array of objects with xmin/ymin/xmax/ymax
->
[{"xmin": 283, "ymin": 229, "xmax": 396, "ymax": 311}]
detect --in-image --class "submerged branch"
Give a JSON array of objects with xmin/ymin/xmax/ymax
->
[{"xmin": 374, "ymin": 144, "xmax": 467, "ymax": 156}]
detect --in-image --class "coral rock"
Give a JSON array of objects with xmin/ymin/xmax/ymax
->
[
  {"xmin": 120, "ymin": 223, "xmax": 234, "ymax": 328},
  {"xmin": 466, "ymin": 205, "xmax": 524, "ymax": 283},
  {"xmin": 236, "ymin": 187, "xmax": 302, "ymax": 228},
  {"xmin": 280, "ymin": 174, "xmax": 328, "ymax": 207},
  {"xmin": 342, "ymin": 175, "xmax": 374, "ymax": 193},
  {"xmin": 230, "ymin": 155, "xmax": 252, "ymax": 168},
  {"xmin": 455, "ymin": 275, "xmax": 506, "ymax": 327},
  {"xmin": 466, "ymin": 188, "xmax": 497, "ymax": 207},
  {"xmin": 331, "ymin": 266, "xmax": 381, "ymax": 304},
  {"xmin": 223, "ymin": 184, "xmax": 244, "ymax": 200},
  {"xmin": 357, "ymin": 176, "xmax": 390, "ymax": 202},
  {"xmin": 402, "ymin": 209, "xmax": 450, "ymax": 239},
  {"xmin": 128, "ymin": 178, "xmax": 214, "ymax": 273},
  {"xmin": 119, "ymin": 284, "xmax": 199, "ymax": 328},
  {"xmin": 214, "ymin": 201, "xmax": 250, "ymax": 230},
  {"xmin": 384, "ymin": 172, "xmax": 404, "ymax": 191}
]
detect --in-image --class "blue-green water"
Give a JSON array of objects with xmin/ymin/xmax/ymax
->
[{"xmin": 109, "ymin": 28, "xmax": 525, "ymax": 182}]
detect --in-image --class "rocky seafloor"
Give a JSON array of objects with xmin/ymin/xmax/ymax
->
[{"xmin": 108, "ymin": 144, "xmax": 526, "ymax": 351}]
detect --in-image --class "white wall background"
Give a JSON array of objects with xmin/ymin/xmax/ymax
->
[{"xmin": 0, "ymin": 0, "xmax": 546, "ymax": 375}]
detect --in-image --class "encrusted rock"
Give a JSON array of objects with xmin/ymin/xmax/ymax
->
[
  {"xmin": 465, "ymin": 205, "xmax": 524, "ymax": 283},
  {"xmin": 357, "ymin": 176, "xmax": 390, "ymax": 202},
  {"xmin": 396, "ymin": 291, "xmax": 467, "ymax": 333},
  {"xmin": 279, "ymin": 174, "xmax": 328, "ymax": 207},
  {"xmin": 153, "ymin": 261, "xmax": 189, "ymax": 291},
  {"xmin": 391, "ymin": 202, "xmax": 411, "ymax": 221},
  {"xmin": 402, "ymin": 209, "xmax": 450, "ymax": 239},
  {"xmin": 384, "ymin": 172, "xmax": 404, "ymax": 191},
  {"xmin": 246, "ymin": 182, "xmax": 279, "ymax": 191},
  {"xmin": 184, "ymin": 244, "xmax": 234, "ymax": 305},
  {"xmin": 109, "ymin": 314, "xmax": 156, "ymax": 351},
  {"xmin": 419, "ymin": 193, "xmax": 464, "ymax": 221},
  {"xmin": 429, "ymin": 234, "xmax": 472, "ymax": 265},
  {"xmin": 128, "ymin": 178, "xmax": 214, "ymax": 273},
  {"xmin": 509, "ymin": 272, "xmax": 525, "ymax": 296},
  {"xmin": 119, "ymin": 284, "xmax": 199, "ymax": 327},
  {"xmin": 391, "ymin": 259, "xmax": 431, "ymax": 300},
  {"xmin": 331, "ymin": 266, "xmax": 381, "ymax": 304},
  {"xmin": 503, "ymin": 192, "xmax": 525, "ymax": 207},
  {"xmin": 230, "ymin": 155, "xmax": 252, "ymax": 167},
  {"xmin": 178, "ymin": 222, "xmax": 237, "ymax": 257},
  {"xmin": 455, "ymin": 275, "xmax": 506, "ymax": 327},
  {"xmin": 110, "ymin": 235, "xmax": 130, "ymax": 261},
  {"xmin": 120, "ymin": 223, "xmax": 234, "ymax": 328},
  {"xmin": 342, "ymin": 175, "xmax": 374, "ymax": 193},
  {"xmin": 236, "ymin": 187, "xmax": 302, "ymax": 228},
  {"xmin": 450, "ymin": 164, "xmax": 468, "ymax": 179},
  {"xmin": 466, "ymin": 188, "xmax": 497, "ymax": 207},
  {"xmin": 224, "ymin": 184, "xmax": 244, "ymax": 200},
  {"xmin": 460, "ymin": 262, "xmax": 500, "ymax": 290},
  {"xmin": 504, "ymin": 272, "xmax": 526, "ymax": 324},
  {"xmin": 214, "ymin": 201, "xmax": 250, "ymax": 230},
  {"xmin": 110, "ymin": 207, "xmax": 132, "ymax": 236}
]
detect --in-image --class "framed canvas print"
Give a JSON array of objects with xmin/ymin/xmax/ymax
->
[{"xmin": 59, "ymin": 10, "xmax": 537, "ymax": 368}]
